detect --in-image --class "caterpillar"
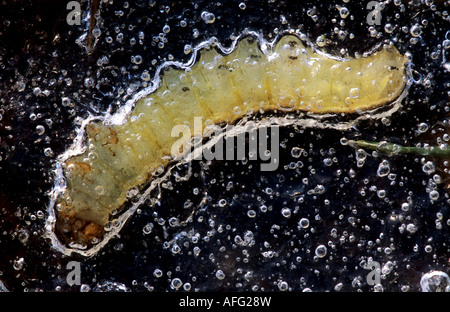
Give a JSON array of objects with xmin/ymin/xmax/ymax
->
[{"xmin": 47, "ymin": 33, "xmax": 408, "ymax": 252}]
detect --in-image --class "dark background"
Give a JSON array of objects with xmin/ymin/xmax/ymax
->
[{"xmin": 0, "ymin": 0, "xmax": 448, "ymax": 292}]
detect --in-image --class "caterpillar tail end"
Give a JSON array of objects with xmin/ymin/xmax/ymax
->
[{"xmin": 54, "ymin": 203, "xmax": 105, "ymax": 245}]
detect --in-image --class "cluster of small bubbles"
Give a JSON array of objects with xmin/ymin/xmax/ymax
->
[
  {"xmin": 84, "ymin": 77, "xmax": 94, "ymax": 88},
  {"xmin": 131, "ymin": 55, "xmax": 143, "ymax": 65},
  {"xmin": 406, "ymin": 223, "xmax": 418, "ymax": 234},
  {"xmin": 306, "ymin": 7, "xmax": 318, "ymax": 23},
  {"xmin": 193, "ymin": 28, "xmax": 200, "ymax": 39},
  {"xmin": 17, "ymin": 81, "xmax": 26, "ymax": 92},
  {"xmin": 381, "ymin": 261, "xmax": 394, "ymax": 275},
  {"xmin": 201, "ymin": 11, "xmax": 216, "ymax": 24},
  {"xmin": 369, "ymin": 26, "xmax": 379, "ymax": 38},
  {"xmin": 381, "ymin": 117, "xmax": 391, "ymax": 126}
]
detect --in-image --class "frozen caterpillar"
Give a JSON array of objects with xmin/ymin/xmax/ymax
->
[{"xmin": 51, "ymin": 34, "xmax": 408, "ymax": 245}]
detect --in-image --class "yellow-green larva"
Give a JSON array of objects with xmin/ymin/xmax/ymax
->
[{"xmin": 53, "ymin": 34, "xmax": 408, "ymax": 243}]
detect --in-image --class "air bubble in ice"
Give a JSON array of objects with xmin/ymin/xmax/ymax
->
[
  {"xmin": 420, "ymin": 271, "xmax": 450, "ymax": 292},
  {"xmin": 377, "ymin": 160, "xmax": 390, "ymax": 177},
  {"xmin": 291, "ymin": 147, "xmax": 303, "ymax": 158},
  {"xmin": 215, "ymin": 270, "xmax": 225, "ymax": 280},
  {"xmin": 422, "ymin": 161, "xmax": 435, "ymax": 174},
  {"xmin": 35, "ymin": 125, "xmax": 45, "ymax": 135},
  {"xmin": 201, "ymin": 11, "xmax": 215, "ymax": 24},
  {"xmin": 277, "ymin": 281, "xmax": 288, "ymax": 291},
  {"xmin": 13, "ymin": 257, "xmax": 24, "ymax": 271},
  {"xmin": 143, "ymin": 223, "xmax": 153, "ymax": 234},
  {"xmin": 298, "ymin": 218, "xmax": 310, "ymax": 229},
  {"xmin": 315, "ymin": 245, "xmax": 327, "ymax": 258},
  {"xmin": 281, "ymin": 207, "xmax": 291, "ymax": 218},
  {"xmin": 339, "ymin": 7, "xmax": 349, "ymax": 19},
  {"xmin": 417, "ymin": 122, "xmax": 429, "ymax": 133},
  {"xmin": 410, "ymin": 24, "xmax": 422, "ymax": 37}
]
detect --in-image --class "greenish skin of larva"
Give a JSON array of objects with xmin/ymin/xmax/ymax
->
[{"xmin": 55, "ymin": 35, "xmax": 408, "ymax": 242}]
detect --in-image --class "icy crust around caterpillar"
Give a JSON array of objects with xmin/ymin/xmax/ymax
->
[{"xmin": 50, "ymin": 34, "xmax": 408, "ymax": 247}]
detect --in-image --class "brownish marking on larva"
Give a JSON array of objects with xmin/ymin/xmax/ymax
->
[
  {"xmin": 69, "ymin": 161, "xmax": 92, "ymax": 174},
  {"xmin": 106, "ymin": 127, "xmax": 119, "ymax": 145},
  {"xmin": 86, "ymin": 123, "xmax": 100, "ymax": 137},
  {"xmin": 55, "ymin": 210, "xmax": 105, "ymax": 244},
  {"xmin": 101, "ymin": 127, "xmax": 119, "ymax": 156}
]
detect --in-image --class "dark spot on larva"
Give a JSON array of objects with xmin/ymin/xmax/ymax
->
[
  {"xmin": 288, "ymin": 40, "xmax": 297, "ymax": 47},
  {"xmin": 389, "ymin": 66, "xmax": 399, "ymax": 70},
  {"xmin": 250, "ymin": 54, "xmax": 261, "ymax": 59},
  {"xmin": 288, "ymin": 56, "xmax": 298, "ymax": 60},
  {"xmin": 218, "ymin": 64, "xmax": 229, "ymax": 70},
  {"xmin": 182, "ymin": 86, "xmax": 190, "ymax": 92}
]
